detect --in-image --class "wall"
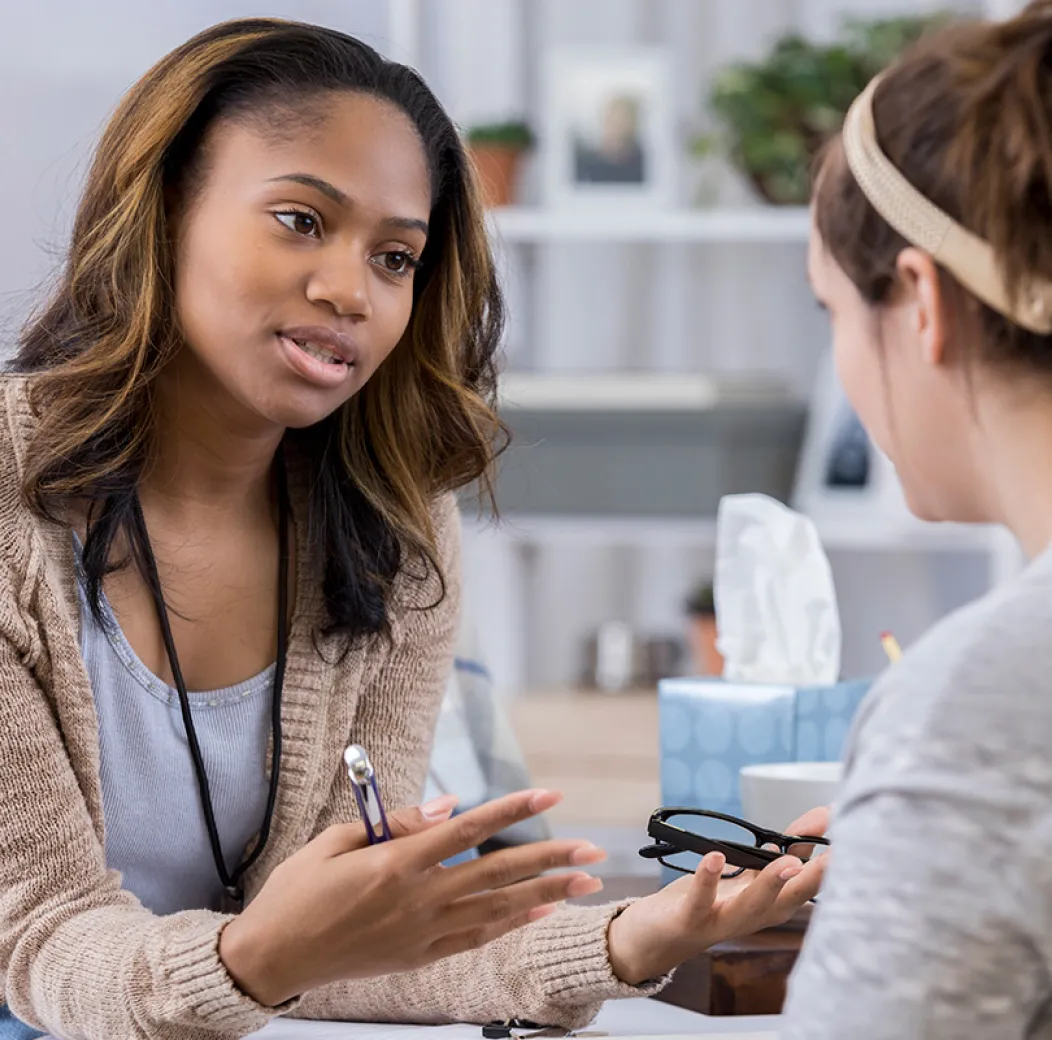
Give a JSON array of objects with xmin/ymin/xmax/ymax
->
[
  {"xmin": 0, "ymin": 0, "xmax": 1018, "ymax": 694},
  {"xmin": 0, "ymin": 1, "xmax": 391, "ymax": 338}
]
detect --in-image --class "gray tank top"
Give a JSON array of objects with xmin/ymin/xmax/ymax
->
[{"xmin": 72, "ymin": 534, "xmax": 273, "ymax": 916}]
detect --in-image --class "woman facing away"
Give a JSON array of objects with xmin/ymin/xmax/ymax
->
[
  {"xmin": 783, "ymin": 2, "xmax": 1052, "ymax": 1036},
  {"xmin": 0, "ymin": 19, "xmax": 826, "ymax": 1039}
]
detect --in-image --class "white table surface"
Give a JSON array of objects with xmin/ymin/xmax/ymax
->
[{"xmin": 243, "ymin": 997, "xmax": 779, "ymax": 1038}]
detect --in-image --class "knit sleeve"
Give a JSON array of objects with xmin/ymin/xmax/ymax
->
[
  {"xmin": 291, "ymin": 495, "xmax": 669, "ymax": 1029},
  {"xmin": 291, "ymin": 900, "xmax": 667, "ymax": 1030},
  {"xmin": 0, "ymin": 570, "xmax": 295, "ymax": 1038}
]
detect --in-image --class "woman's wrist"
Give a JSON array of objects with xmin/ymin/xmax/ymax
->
[
  {"xmin": 606, "ymin": 904, "xmax": 650, "ymax": 986},
  {"xmin": 218, "ymin": 914, "xmax": 291, "ymax": 1008}
]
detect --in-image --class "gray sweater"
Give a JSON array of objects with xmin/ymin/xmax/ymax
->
[{"xmin": 782, "ymin": 540, "xmax": 1052, "ymax": 1039}]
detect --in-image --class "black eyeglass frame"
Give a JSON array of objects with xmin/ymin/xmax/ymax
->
[{"xmin": 639, "ymin": 806, "xmax": 830, "ymax": 879}]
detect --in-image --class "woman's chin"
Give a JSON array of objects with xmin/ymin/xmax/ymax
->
[
  {"xmin": 250, "ymin": 383, "xmax": 359, "ymax": 431},
  {"xmin": 267, "ymin": 402, "xmax": 346, "ymax": 431},
  {"xmin": 899, "ymin": 480, "xmax": 943, "ymax": 523},
  {"xmin": 901, "ymin": 486, "xmax": 983, "ymax": 526}
]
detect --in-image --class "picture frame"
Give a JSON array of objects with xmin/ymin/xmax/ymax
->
[
  {"xmin": 791, "ymin": 348, "xmax": 911, "ymax": 524},
  {"xmin": 540, "ymin": 47, "xmax": 676, "ymax": 208}
]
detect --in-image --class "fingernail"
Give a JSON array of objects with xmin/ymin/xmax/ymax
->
[
  {"xmin": 705, "ymin": 852, "xmax": 726, "ymax": 876},
  {"xmin": 528, "ymin": 789, "xmax": 561, "ymax": 813},
  {"xmin": 571, "ymin": 843, "xmax": 607, "ymax": 866},
  {"xmin": 567, "ymin": 875, "xmax": 604, "ymax": 898},
  {"xmin": 421, "ymin": 795, "xmax": 458, "ymax": 820},
  {"xmin": 780, "ymin": 864, "xmax": 804, "ymax": 881},
  {"xmin": 528, "ymin": 904, "xmax": 557, "ymax": 923}
]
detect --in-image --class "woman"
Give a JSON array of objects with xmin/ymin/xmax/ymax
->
[
  {"xmin": 0, "ymin": 18, "xmax": 824, "ymax": 1039},
  {"xmin": 783, "ymin": 3, "xmax": 1052, "ymax": 1037}
]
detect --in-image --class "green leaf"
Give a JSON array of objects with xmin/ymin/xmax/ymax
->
[
  {"xmin": 689, "ymin": 134, "xmax": 720, "ymax": 158},
  {"xmin": 465, "ymin": 121, "xmax": 535, "ymax": 148},
  {"xmin": 702, "ymin": 10, "xmax": 954, "ymax": 204}
]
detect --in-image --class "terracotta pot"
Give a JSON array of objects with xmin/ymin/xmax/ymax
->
[
  {"xmin": 686, "ymin": 613, "xmax": 724, "ymax": 677},
  {"xmin": 468, "ymin": 144, "xmax": 525, "ymax": 208}
]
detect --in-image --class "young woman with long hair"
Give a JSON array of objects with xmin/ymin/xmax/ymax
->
[{"xmin": 0, "ymin": 19, "xmax": 824, "ymax": 1038}]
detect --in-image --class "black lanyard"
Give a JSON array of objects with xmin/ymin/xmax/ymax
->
[{"xmin": 129, "ymin": 450, "xmax": 290, "ymax": 913}]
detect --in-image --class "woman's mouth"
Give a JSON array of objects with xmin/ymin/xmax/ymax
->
[
  {"xmin": 276, "ymin": 333, "xmax": 356, "ymax": 388},
  {"xmin": 287, "ymin": 336, "xmax": 346, "ymax": 366}
]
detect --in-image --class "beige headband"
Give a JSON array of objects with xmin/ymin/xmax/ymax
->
[{"xmin": 842, "ymin": 74, "xmax": 1052, "ymax": 335}]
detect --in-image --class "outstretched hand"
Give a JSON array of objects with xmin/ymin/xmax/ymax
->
[{"xmin": 607, "ymin": 806, "xmax": 830, "ymax": 985}]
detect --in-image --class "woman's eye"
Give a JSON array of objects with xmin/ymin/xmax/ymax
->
[
  {"xmin": 374, "ymin": 251, "xmax": 419, "ymax": 278},
  {"xmin": 274, "ymin": 210, "xmax": 320, "ymax": 238}
]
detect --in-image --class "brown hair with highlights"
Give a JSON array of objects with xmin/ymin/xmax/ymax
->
[
  {"xmin": 813, "ymin": 0, "xmax": 1052, "ymax": 374},
  {"xmin": 16, "ymin": 18, "xmax": 507, "ymax": 640}
]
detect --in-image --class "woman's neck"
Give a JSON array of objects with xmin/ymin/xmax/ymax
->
[
  {"xmin": 978, "ymin": 384, "xmax": 1052, "ymax": 559},
  {"xmin": 143, "ymin": 353, "xmax": 284, "ymax": 520}
]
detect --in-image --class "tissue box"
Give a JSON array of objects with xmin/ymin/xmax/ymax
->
[{"xmin": 658, "ymin": 676, "xmax": 872, "ymax": 820}]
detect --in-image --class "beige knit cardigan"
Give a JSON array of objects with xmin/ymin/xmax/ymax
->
[{"xmin": 0, "ymin": 376, "xmax": 662, "ymax": 1039}]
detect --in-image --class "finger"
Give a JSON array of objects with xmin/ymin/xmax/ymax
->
[
  {"xmin": 680, "ymin": 851, "xmax": 725, "ymax": 921},
  {"xmin": 388, "ymin": 796, "xmax": 460, "ymax": 839},
  {"xmin": 312, "ymin": 795, "xmax": 459, "ymax": 857},
  {"xmin": 708, "ymin": 854, "xmax": 804, "ymax": 936},
  {"xmin": 405, "ymin": 789, "xmax": 563, "ymax": 868},
  {"xmin": 785, "ymin": 805, "xmax": 831, "ymax": 840},
  {"xmin": 425, "ymin": 903, "xmax": 561, "ymax": 963},
  {"xmin": 769, "ymin": 854, "xmax": 827, "ymax": 920},
  {"xmin": 433, "ymin": 838, "xmax": 606, "ymax": 899},
  {"xmin": 443, "ymin": 872, "xmax": 603, "ymax": 934},
  {"xmin": 783, "ymin": 806, "xmax": 831, "ymax": 862}
]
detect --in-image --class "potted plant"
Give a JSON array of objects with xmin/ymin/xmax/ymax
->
[
  {"xmin": 465, "ymin": 120, "xmax": 535, "ymax": 208},
  {"xmin": 684, "ymin": 581, "xmax": 724, "ymax": 677},
  {"xmin": 692, "ymin": 14, "xmax": 950, "ymax": 205}
]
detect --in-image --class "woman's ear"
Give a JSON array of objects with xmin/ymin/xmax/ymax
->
[{"xmin": 895, "ymin": 247, "xmax": 948, "ymax": 367}]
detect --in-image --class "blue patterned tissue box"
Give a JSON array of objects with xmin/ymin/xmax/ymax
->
[{"xmin": 657, "ymin": 676, "xmax": 873, "ymax": 819}]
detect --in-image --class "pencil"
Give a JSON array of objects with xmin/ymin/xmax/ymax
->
[{"xmin": 880, "ymin": 631, "xmax": 902, "ymax": 664}]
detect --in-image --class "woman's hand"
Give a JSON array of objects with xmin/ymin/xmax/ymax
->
[
  {"xmin": 607, "ymin": 806, "xmax": 830, "ymax": 986},
  {"xmin": 220, "ymin": 789, "xmax": 606, "ymax": 1006}
]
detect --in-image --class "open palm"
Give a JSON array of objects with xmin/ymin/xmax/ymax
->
[{"xmin": 607, "ymin": 806, "xmax": 830, "ymax": 985}]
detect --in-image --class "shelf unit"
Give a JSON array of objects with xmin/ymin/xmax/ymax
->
[
  {"xmin": 492, "ymin": 513, "xmax": 1008, "ymax": 556},
  {"xmin": 498, "ymin": 370, "xmax": 795, "ymax": 411},
  {"xmin": 488, "ymin": 205, "xmax": 812, "ymax": 244},
  {"xmin": 395, "ymin": 0, "xmax": 1029, "ymax": 695}
]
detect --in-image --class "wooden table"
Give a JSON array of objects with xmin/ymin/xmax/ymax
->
[{"xmin": 658, "ymin": 919, "xmax": 805, "ymax": 1017}]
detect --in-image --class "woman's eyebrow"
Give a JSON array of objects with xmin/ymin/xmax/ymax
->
[
  {"xmin": 379, "ymin": 216, "xmax": 429, "ymax": 239},
  {"xmin": 267, "ymin": 172, "xmax": 349, "ymax": 207},
  {"xmin": 266, "ymin": 173, "xmax": 429, "ymax": 238}
]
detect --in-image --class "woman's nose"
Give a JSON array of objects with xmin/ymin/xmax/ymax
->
[{"xmin": 305, "ymin": 251, "xmax": 372, "ymax": 321}]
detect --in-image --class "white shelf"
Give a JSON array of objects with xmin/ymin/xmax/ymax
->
[
  {"xmin": 498, "ymin": 371, "xmax": 796, "ymax": 411},
  {"xmin": 494, "ymin": 512, "xmax": 1006, "ymax": 554},
  {"xmin": 488, "ymin": 205, "xmax": 812, "ymax": 244},
  {"xmin": 496, "ymin": 515, "xmax": 718, "ymax": 546}
]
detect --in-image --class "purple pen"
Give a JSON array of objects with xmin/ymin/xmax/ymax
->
[{"xmin": 344, "ymin": 744, "xmax": 392, "ymax": 844}]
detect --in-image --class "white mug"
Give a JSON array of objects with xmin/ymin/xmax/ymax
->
[{"xmin": 739, "ymin": 761, "xmax": 843, "ymax": 834}]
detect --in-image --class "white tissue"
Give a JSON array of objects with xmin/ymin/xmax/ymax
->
[{"xmin": 714, "ymin": 493, "xmax": 841, "ymax": 685}]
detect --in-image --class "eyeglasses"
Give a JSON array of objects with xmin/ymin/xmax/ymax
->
[{"xmin": 639, "ymin": 806, "xmax": 830, "ymax": 880}]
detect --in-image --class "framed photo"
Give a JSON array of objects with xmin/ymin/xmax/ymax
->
[
  {"xmin": 792, "ymin": 349, "xmax": 910, "ymax": 523},
  {"xmin": 541, "ymin": 47, "xmax": 675, "ymax": 208}
]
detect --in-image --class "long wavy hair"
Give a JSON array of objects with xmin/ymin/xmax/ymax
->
[{"xmin": 15, "ymin": 18, "xmax": 506, "ymax": 641}]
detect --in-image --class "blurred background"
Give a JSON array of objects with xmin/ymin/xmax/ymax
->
[{"xmin": 0, "ymin": 0, "xmax": 1030, "ymax": 852}]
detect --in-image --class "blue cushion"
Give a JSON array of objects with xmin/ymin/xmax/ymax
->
[{"xmin": 0, "ymin": 1004, "xmax": 45, "ymax": 1039}]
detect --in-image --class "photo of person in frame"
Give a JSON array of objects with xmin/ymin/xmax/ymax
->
[{"xmin": 573, "ymin": 93, "xmax": 647, "ymax": 185}]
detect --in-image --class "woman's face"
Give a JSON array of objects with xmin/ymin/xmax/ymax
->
[
  {"xmin": 806, "ymin": 221, "xmax": 989, "ymax": 523},
  {"xmin": 169, "ymin": 90, "xmax": 432, "ymax": 431}
]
